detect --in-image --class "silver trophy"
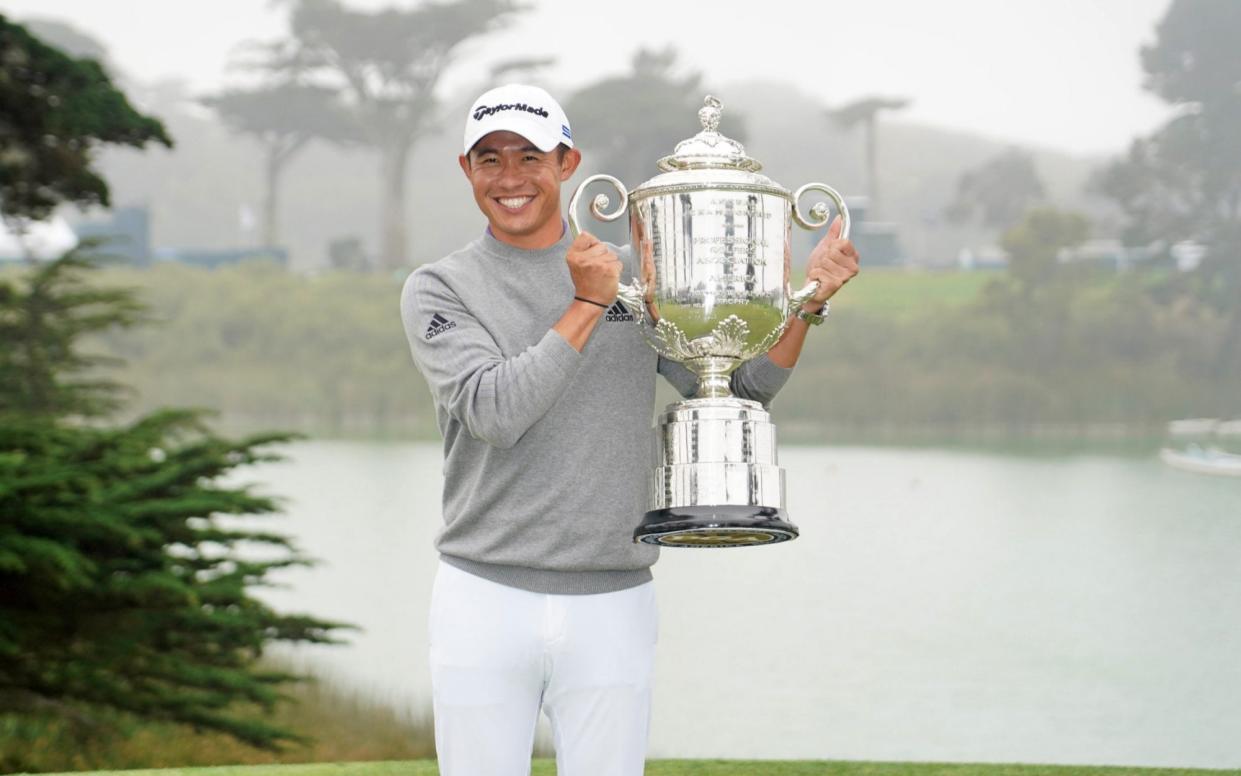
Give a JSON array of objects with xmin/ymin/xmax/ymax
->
[{"xmin": 568, "ymin": 96, "xmax": 850, "ymax": 548}]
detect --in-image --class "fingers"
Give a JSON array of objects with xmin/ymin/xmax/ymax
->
[
  {"xmin": 806, "ymin": 264, "xmax": 851, "ymax": 302},
  {"xmin": 805, "ymin": 231, "xmax": 859, "ymax": 303},
  {"xmin": 828, "ymin": 214, "xmax": 843, "ymax": 240},
  {"xmin": 811, "ymin": 234, "xmax": 859, "ymax": 272},
  {"xmin": 567, "ymin": 235, "xmax": 621, "ymax": 303},
  {"xmin": 571, "ymin": 230, "xmax": 600, "ymax": 250}
]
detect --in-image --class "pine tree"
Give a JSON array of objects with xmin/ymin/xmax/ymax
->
[
  {"xmin": 0, "ymin": 16, "xmax": 349, "ymax": 767},
  {"xmin": 0, "ymin": 14, "xmax": 172, "ymax": 228},
  {"xmin": 0, "ymin": 252, "xmax": 350, "ymax": 767}
]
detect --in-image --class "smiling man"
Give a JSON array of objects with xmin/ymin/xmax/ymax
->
[{"xmin": 400, "ymin": 83, "xmax": 858, "ymax": 776}]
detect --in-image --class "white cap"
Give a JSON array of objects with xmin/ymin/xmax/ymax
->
[{"xmin": 462, "ymin": 84, "xmax": 573, "ymax": 155}]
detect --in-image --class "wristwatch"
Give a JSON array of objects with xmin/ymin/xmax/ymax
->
[{"xmin": 795, "ymin": 300, "xmax": 830, "ymax": 326}]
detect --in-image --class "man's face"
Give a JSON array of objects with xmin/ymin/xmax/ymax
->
[{"xmin": 459, "ymin": 130, "xmax": 581, "ymax": 249}]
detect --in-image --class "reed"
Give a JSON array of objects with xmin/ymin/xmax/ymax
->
[{"xmin": 0, "ymin": 665, "xmax": 434, "ymax": 772}]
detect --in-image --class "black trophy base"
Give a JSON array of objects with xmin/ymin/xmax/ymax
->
[{"xmin": 634, "ymin": 505, "xmax": 798, "ymax": 548}]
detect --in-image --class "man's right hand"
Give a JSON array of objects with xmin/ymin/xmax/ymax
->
[{"xmin": 566, "ymin": 231, "xmax": 620, "ymax": 306}]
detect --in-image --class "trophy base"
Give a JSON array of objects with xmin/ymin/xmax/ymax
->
[
  {"xmin": 635, "ymin": 505, "xmax": 798, "ymax": 547},
  {"xmin": 642, "ymin": 398, "xmax": 798, "ymax": 548}
]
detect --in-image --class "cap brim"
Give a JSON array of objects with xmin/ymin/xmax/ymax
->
[{"xmin": 463, "ymin": 114, "xmax": 565, "ymax": 155}]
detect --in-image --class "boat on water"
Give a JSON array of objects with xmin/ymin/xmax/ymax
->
[
  {"xmin": 1160, "ymin": 418, "xmax": 1241, "ymax": 476},
  {"xmin": 1159, "ymin": 444, "xmax": 1241, "ymax": 477}
]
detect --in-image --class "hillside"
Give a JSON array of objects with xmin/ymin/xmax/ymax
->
[{"xmin": 84, "ymin": 80, "xmax": 1117, "ymax": 272}]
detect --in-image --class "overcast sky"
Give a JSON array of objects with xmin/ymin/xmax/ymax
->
[{"xmin": 4, "ymin": 0, "xmax": 1175, "ymax": 156}]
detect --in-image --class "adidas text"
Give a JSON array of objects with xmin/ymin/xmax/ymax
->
[{"xmin": 425, "ymin": 313, "xmax": 457, "ymax": 339}]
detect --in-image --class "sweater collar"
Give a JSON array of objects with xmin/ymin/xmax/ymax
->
[{"xmin": 480, "ymin": 221, "xmax": 572, "ymax": 262}]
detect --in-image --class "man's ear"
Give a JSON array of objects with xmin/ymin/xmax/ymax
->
[
  {"xmin": 458, "ymin": 154, "xmax": 471, "ymax": 178},
  {"xmin": 559, "ymin": 148, "xmax": 582, "ymax": 181}
]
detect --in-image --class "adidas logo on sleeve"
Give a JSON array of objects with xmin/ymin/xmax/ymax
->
[
  {"xmin": 425, "ymin": 313, "xmax": 457, "ymax": 339},
  {"xmin": 604, "ymin": 301, "xmax": 634, "ymax": 322}
]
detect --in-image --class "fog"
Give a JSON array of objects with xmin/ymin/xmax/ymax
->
[{"xmin": 6, "ymin": 0, "xmax": 1171, "ymax": 154}]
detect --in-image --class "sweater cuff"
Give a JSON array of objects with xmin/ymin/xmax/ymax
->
[{"xmin": 737, "ymin": 353, "xmax": 793, "ymax": 398}]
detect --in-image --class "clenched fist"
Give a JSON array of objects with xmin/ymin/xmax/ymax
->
[{"xmin": 566, "ymin": 231, "xmax": 621, "ymax": 306}]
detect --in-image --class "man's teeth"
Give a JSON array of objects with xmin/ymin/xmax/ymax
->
[{"xmin": 498, "ymin": 196, "xmax": 532, "ymax": 209}]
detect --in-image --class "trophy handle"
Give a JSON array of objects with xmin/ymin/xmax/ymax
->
[
  {"xmin": 615, "ymin": 279, "xmax": 647, "ymax": 323},
  {"xmin": 568, "ymin": 174, "xmax": 630, "ymax": 238},
  {"xmin": 568, "ymin": 174, "xmax": 646, "ymax": 321},
  {"xmin": 791, "ymin": 182, "xmax": 851, "ymax": 237},
  {"xmin": 790, "ymin": 182, "xmax": 852, "ymax": 308}
]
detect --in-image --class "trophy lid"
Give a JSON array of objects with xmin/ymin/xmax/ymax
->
[{"xmin": 656, "ymin": 96, "xmax": 762, "ymax": 173}]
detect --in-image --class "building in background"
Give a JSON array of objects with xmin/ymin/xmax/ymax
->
[
  {"xmin": 790, "ymin": 196, "xmax": 905, "ymax": 269},
  {"xmin": 74, "ymin": 206, "xmax": 151, "ymax": 266}
]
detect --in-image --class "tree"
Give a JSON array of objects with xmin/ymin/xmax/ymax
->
[
  {"xmin": 257, "ymin": 0, "xmax": 522, "ymax": 270},
  {"xmin": 202, "ymin": 82, "xmax": 358, "ymax": 248},
  {"xmin": 0, "ymin": 254, "xmax": 349, "ymax": 769},
  {"xmin": 945, "ymin": 148, "xmax": 1046, "ymax": 232},
  {"xmin": 565, "ymin": 47, "xmax": 730, "ymax": 191},
  {"xmin": 826, "ymin": 96, "xmax": 910, "ymax": 219},
  {"xmin": 0, "ymin": 21, "xmax": 348, "ymax": 766},
  {"xmin": 0, "ymin": 15, "xmax": 171, "ymax": 233},
  {"xmin": 1094, "ymin": 0, "xmax": 1241, "ymax": 315},
  {"xmin": 0, "ymin": 246, "xmax": 146, "ymax": 418},
  {"xmin": 999, "ymin": 207, "xmax": 1090, "ymax": 294}
]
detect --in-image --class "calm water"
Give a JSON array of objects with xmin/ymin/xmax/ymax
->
[{"xmin": 233, "ymin": 440, "xmax": 1241, "ymax": 769}]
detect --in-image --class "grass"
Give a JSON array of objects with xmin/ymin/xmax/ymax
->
[
  {"xmin": 0, "ymin": 667, "xmax": 435, "ymax": 772},
  {"xmin": 822, "ymin": 266, "xmax": 994, "ymax": 319},
  {"xmin": 23, "ymin": 759, "xmax": 1241, "ymax": 776}
]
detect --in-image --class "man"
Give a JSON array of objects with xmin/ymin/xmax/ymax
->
[{"xmin": 400, "ymin": 83, "xmax": 858, "ymax": 776}]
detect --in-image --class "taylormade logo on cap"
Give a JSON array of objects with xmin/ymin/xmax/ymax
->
[
  {"xmin": 463, "ymin": 84, "xmax": 573, "ymax": 155},
  {"xmin": 472, "ymin": 103, "xmax": 549, "ymax": 121}
]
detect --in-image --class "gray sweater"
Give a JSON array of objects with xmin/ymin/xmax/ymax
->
[{"xmin": 399, "ymin": 226, "xmax": 792, "ymax": 594}]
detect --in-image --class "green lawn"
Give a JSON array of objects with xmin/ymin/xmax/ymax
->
[
  {"xmin": 31, "ymin": 760, "xmax": 1241, "ymax": 776},
  {"xmin": 822, "ymin": 266, "xmax": 994, "ymax": 319}
]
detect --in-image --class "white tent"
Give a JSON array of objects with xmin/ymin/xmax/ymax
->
[{"xmin": 0, "ymin": 216, "xmax": 80, "ymax": 262}]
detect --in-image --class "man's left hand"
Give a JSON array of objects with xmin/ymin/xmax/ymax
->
[{"xmin": 804, "ymin": 215, "xmax": 860, "ymax": 307}]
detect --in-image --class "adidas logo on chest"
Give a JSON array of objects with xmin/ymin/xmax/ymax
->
[{"xmin": 604, "ymin": 301, "xmax": 634, "ymax": 322}]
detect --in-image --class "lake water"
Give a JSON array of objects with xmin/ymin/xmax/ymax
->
[{"xmin": 235, "ymin": 440, "xmax": 1241, "ymax": 769}]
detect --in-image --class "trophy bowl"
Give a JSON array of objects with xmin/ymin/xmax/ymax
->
[{"xmin": 569, "ymin": 96, "xmax": 850, "ymax": 547}]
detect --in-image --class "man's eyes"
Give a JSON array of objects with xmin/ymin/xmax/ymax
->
[{"xmin": 475, "ymin": 153, "xmax": 546, "ymax": 166}]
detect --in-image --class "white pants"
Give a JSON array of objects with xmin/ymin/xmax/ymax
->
[{"xmin": 428, "ymin": 561, "xmax": 658, "ymax": 776}]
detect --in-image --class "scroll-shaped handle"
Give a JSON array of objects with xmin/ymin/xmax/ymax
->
[
  {"xmin": 568, "ymin": 174, "xmax": 629, "ymax": 238},
  {"xmin": 792, "ymin": 182, "xmax": 850, "ymax": 235},
  {"xmin": 566, "ymin": 174, "xmax": 646, "ymax": 321},
  {"xmin": 615, "ymin": 279, "xmax": 647, "ymax": 324},
  {"xmin": 790, "ymin": 182, "xmax": 852, "ymax": 307}
]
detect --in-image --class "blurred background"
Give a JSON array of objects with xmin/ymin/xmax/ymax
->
[{"xmin": 1, "ymin": 0, "xmax": 1239, "ymax": 771}]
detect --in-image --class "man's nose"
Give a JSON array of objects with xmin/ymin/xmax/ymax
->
[{"xmin": 496, "ymin": 157, "xmax": 525, "ymax": 185}]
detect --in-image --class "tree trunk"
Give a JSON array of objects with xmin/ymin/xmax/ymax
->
[
  {"xmin": 865, "ymin": 115, "xmax": 879, "ymax": 220},
  {"xmin": 263, "ymin": 148, "xmax": 281, "ymax": 249},
  {"xmin": 379, "ymin": 142, "xmax": 412, "ymax": 271}
]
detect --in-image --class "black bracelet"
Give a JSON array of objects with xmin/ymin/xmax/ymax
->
[{"xmin": 574, "ymin": 295, "xmax": 609, "ymax": 309}]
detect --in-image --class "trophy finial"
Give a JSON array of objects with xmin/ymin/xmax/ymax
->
[
  {"xmin": 699, "ymin": 96, "xmax": 722, "ymax": 133},
  {"xmin": 658, "ymin": 94, "xmax": 758, "ymax": 172}
]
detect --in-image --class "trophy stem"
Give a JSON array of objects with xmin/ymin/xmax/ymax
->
[
  {"xmin": 689, "ymin": 357, "xmax": 740, "ymax": 399},
  {"xmin": 695, "ymin": 373, "xmax": 732, "ymax": 399}
]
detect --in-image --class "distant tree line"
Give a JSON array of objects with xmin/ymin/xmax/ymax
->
[{"xmin": 69, "ymin": 251, "xmax": 1237, "ymax": 442}]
